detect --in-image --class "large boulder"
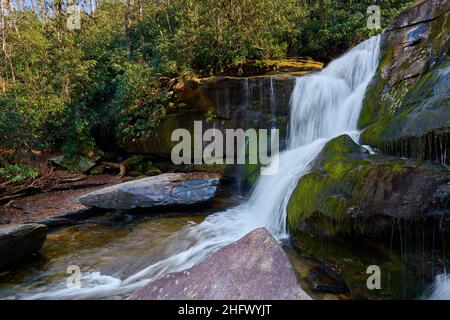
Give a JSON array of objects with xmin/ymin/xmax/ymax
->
[
  {"xmin": 119, "ymin": 68, "xmax": 324, "ymax": 158},
  {"xmin": 0, "ymin": 223, "xmax": 48, "ymax": 269},
  {"xmin": 117, "ymin": 71, "xmax": 324, "ymax": 188},
  {"xmin": 287, "ymin": 135, "xmax": 450, "ymax": 238},
  {"xmin": 79, "ymin": 172, "xmax": 221, "ymax": 210},
  {"xmin": 130, "ymin": 228, "xmax": 311, "ymax": 300},
  {"xmin": 359, "ymin": 0, "xmax": 449, "ymax": 164}
]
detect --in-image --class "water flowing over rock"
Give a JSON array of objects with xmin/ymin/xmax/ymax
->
[
  {"xmin": 119, "ymin": 74, "xmax": 302, "ymax": 158},
  {"xmin": 287, "ymin": 134, "xmax": 450, "ymax": 238},
  {"xmin": 359, "ymin": 0, "xmax": 450, "ymax": 164},
  {"xmin": 109, "ymin": 37, "xmax": 382, "ymax": 300},
  {"xmin": 129, "ymin": 228, "xmax": 311, "ymax": 300},
  {"xmin": 0, "ymin": 224, "xmax": 48, "ymax": 269},
  {"xmin": 119, "ymin": 58, "xmax": 323, "ymax": 158},
  {"xmin": 10, "ymin": 32, "xmax": 381, "ymax": 300},
  {"xmin": 425, "ymin": 274, "xmax": 450, "ymax": 299},
  {"xmin": 79, "ymin": 173, "xmax": 220, "ymax": 210}
]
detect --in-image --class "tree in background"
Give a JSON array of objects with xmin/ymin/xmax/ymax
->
[
  {"xmin": 171, "ymin": 0, "xmax": 303, "ymax": 74},
  {"xmin": 0, "ymin": 0, "xmax": 412, "ymax": 182},
  {"xmin": 292, "ymin": 0, "xmax": 412, "ymax": 59}
]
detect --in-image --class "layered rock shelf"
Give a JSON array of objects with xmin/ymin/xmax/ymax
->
[{"xmin": 79, "ymin": 172, "xmax": 221, "ymax": 210}]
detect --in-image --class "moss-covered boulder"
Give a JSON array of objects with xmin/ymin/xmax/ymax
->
[
  {"xmin": 118, "ymin": 72, "xmax": 316, "ymax": 186},
  {"xmin": 222, "ymin": 57, "xmax": 324, "ymax": 77},
  {"xmin": 120, "ymin": 74, "xmax": 299, "ymax": 157},
  {"xmin": 359, "ymin": 0, "xmax": 449, "ymax": 164},
  {"xmin": 287, "ymin": 134, "xmax": 449, "ymax": 238}
]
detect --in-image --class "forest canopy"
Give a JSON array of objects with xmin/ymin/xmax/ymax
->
[{"xmin": 0, "ymin": 0, "xmax": 411, "ymax": 176}]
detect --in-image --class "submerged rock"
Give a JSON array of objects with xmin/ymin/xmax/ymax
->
[
  {"xmin": 130, "ymin": 228, "xmax": 311, "ymax": 300},
  {"xmin": 287, "ymin": 134, "xmax": 450, "ymax": 238},
  {"xmin": 79, "ymin": 172, "xmax": 221, "ymax": 210},
  {"xmin": 0, "ymin": 223, "xmax": 48, "ymax": 269},
  {"xmin": 359, "ymin": 0, "xmax": 450, "ymax": 164},
  {"xmin": 307, "ymin": 265, "xmax": 350, "ymax": 294}
]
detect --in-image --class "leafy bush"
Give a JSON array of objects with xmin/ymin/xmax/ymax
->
[
  {"xmin": 292, "ymin": 0, "xmax": 412, "ymax": 58},
  {"xmin": 113, "ymin": 61, "xmax": 175, "ymax": 144},
  {"xmin": 172, "ymin": 0, "xmax": 302, "ymax": 75},
  {"xmin": 0, "ymin": 0, "xmax": 412, "ymax": 163},
  {"xmin": 0, "ymin": 164, "xmax": 38, "ymax": 183}
]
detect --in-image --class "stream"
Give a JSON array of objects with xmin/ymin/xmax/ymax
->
[
  {"xmin": 0, "ymin": 185, "xmax": 243, "ymax": 299},
  {"xmin": 1, "ymin": 34, "xmax": 381, "ymax": 300},
  {"xmin": 0, "ymin": 34, "xmax": 447, "ymax": 300}
]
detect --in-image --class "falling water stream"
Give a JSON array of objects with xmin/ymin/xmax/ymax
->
[
  {"xmin": 3, "ymin": 36, "xmax": 384, "ymax": 299},
  {"xmin": 425, "ymin": 274, "xmax": 450, "ymax": 299}
]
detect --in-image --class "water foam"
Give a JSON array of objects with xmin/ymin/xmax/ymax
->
[{"xmin": 20, "ymin": 36, "xmax": 381, "ymax": 299}]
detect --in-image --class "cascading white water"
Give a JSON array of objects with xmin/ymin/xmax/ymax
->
[
  {"xmin": 288, "ymin": 37, "xmax": 380, "ymax": 148},
  {"xmin": 22, "ymin": 35, "xmax": 381, "ymax": 299},
  {"xmin": 425, "ymin": 274, "xmax": 450, "ymax": 300}
]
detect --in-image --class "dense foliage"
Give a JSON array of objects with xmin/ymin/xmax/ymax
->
[
  {"xmin": 0, "ymin": 0, "xmax": 411, "ymax": 179},
  {"xmin": 294, "ymin": 0, "xmax": 412, "ymax": 58}
]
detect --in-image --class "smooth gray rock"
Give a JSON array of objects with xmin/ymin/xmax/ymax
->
[
  {"xmin": 79, "ymin": 172, "xmax": 221, "ymax": 210},
  {"xmin": 50, "ymin": 155, "xmax": 100, "ymax": 174},
  {"xmin": 130, "ymin": 228, "xmax": 311, "ymax": 300},
  {"xmin": 36, "ymin": 207, "xmax": 101, "ymax": 228},
  {"xmin": 0, "ymin": 223, "xmax": 48, "ymax": 269}
]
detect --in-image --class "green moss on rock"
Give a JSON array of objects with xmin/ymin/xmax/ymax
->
[
  {"xmin": 223, "ymin": 57, "xmax": 324, "ymax": 77},
  {"xmin": 358, "ymin": 1, "xmax": 450, "ymax": 163},
  {"xmin": 287, "ymin": 134, "xmax": 449, "ymax": 238},
  {"xmin": 293, "ymin": 232, "xmax": 433, "ymax": 300}
]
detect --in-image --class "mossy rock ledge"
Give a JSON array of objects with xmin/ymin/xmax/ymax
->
[
  {"xmin": 117, "ymin": 73, "xmax": 312, "ymax": 186},
  {"xmin": 359, "ymin": 0, "xmax": 450, "ymax": 164},
  {"xmin": 119, "ymin": 74, "xmax": 299, "ymax": 158},
  {"xmin": 287, "ymin": 134, "xmax": 450, "ymax": 239}
]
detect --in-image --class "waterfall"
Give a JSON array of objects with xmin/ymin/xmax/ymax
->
[
  {"xmin": 22, "ymin": 36, "xmax": 381, "ymax": 299},
  {"xmin": 269, "ymin": 77, "xmax": 277, "ymax": 128},
  {"xmin": 425, "ymin": 274, "xmax": 450, "ymax": 300}
]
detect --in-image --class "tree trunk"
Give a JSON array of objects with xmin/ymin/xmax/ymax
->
[
  {"xmin": 137, "ymin": 0, "xmax": 144, "ymax": 44},
  {"xmin": 89, "ymin": 0, "xmax": 94, "ymax": 15},
  {"xmin": 0, "ymin": 0, "xmax": 15, "ymax": 82},
  {"xmin": 125, "ymin": 0, "xmax": 131, "ymax": 52}
]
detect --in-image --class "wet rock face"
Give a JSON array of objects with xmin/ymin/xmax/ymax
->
[
  {"xmin": 120, "ymin": 75, "xmax": 298, "ymax": 157},
  {"xmin": 120, "ymin": 58, "xmax": 323, "ymax": 158},
  {"xmin": 130, "ymin": 228, "xmax": 311, "ymax": 300},
  {"xmin": 79, "ymin": 173, "xmax": 221, "ymax": 210},
  {"xmin": 287, "ymin": 135, "xmax": 450, "ymax": 238},
  {"xmin": 0, "ymin": 223, "xmax": 48, "ymax": 269},
  {"xmin": 359, "ymin": 0, "xmax": 450, "ymax": 164}
]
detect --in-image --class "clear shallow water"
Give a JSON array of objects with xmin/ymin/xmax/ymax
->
[
  {"xmin": 1, "ymin": 36, "xmax": 382, "ymax": 299},
  {"xmin": 0, "ymin": 34, "xmax": 447, "ymax": 299},
  {"xmin": 0, "ymin": 214, "xmax": 203, "ymax": 299},
  {"xmin": 0, "ymin": 209, "xmax": 343, "ymax": 300}
]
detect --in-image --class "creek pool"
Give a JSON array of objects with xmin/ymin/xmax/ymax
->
[{"xmin": 0, "ymin": 182, "xmax": 445, "ymax": 300}]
